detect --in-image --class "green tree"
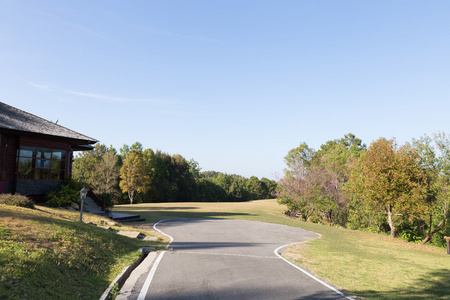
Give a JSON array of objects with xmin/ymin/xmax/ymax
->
[
  {"xmin": 119, "ymin": 144, "xmax": 130, "ymax": 162},
  {"xmin": 277, "ymin": 161, "xmax": 321, "ymax": 221},
  {"xmin": 72, "ymin": 144, "xmax": 122, "ymax": 200},
  {"xmin": 196, "ymin": 178, "xmax": 228, "ymax": 202},
  {"xmin": 119, "ymin": 150, "xmax": 149, "ymax": 204},
  {"xmin": 142, "ymin": 151, "xmax": 198, "ymax": 202},
  {"xmin": 143, "ymin": 150, "xmax": 172, "ymax": 202},
  {"xmin": 93, "ymin": 151, "xmax": 120, "ymax": 195},
  {"xmin": 228, "ymin": 177, "xmax": 249, "ymax": 201},
  {"xmin": 315, "ymin": 133, "xmax": 366, "ymax": 171},
  {"xmin": 347, "ymin": 138, "xmax": 427, "ymax": 237},
  {"xmin": 214, "ymin": 173, "xmax": 232, "ymax": 194},
  {"xmin": 261, "ymin": 177, "xmax": 277, "ymax": 198},
  {"xmin": 131, "ymin": 141, "xmax": 144, "ymax": 152},
  {"xmin": 201, "ymin": 171, "xmax": 221, "ymax": 180},
  {"xmin": 410, "ymin": 133, "xmax": 450, "ymax": 244},
  {"xmin": 277, "ymin": 161, "xmax": 348, "ymax": 225},
  {"xmin": 72, "ymin": 143, "xmax": 109, "ymax": 185},
  {"xmin": 246, "ymin": 176, "xmax": 264, "ymax": 200},
  {"xmin": 119, "ymin": 142, "xmax": 144, "ymax": 162},
  {"xmin": 284, "ymin": 142, "xmax": 315, "ymax": 170},
  {"xmin": 188, "ymin": 158, "xmax": 202, "ymax": 181},
  {"xmin": 279, "ymin": 134, "xmax": 364, "ymax": 225},
  {"xmin": 169, "ymin": 154, "xmax": 197, "ymax": 202}
]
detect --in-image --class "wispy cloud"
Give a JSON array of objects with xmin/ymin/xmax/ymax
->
[
  {"xmin": 63, "ymin": 89, "xmax": 169, "ymax": 104},
  {"xmin": 28, "ymin": 82, "xmax": 178, "ymax": 107},
  {"xmin": 38, "ymin": 10, "xmax": 109, "ymax": 40},
  {"xmin": 35, "ymin": 11, "xmax": 128, "ymax": 50},
  {"xmin": 142, "ymin": 27, "xmax": 222, "ymax": 44},
  {"xmin": 28, "ymin": 82, "xmax": 56, "ymax": 91}
]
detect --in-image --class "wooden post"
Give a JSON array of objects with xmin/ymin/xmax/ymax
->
[{"xmin": 445, "ymin": 236, "xmax": 450, "ymax": 255}]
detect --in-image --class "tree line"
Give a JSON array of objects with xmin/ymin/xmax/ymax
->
[
  {"xmin": 277, "ymin": 133, "xmax": 450, "ymax": 247},
  {"xmin": 72, "ymin": 142, "xmax": 277, "ymax": 205}
]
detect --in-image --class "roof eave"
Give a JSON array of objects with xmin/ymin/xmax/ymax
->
[{"xmin": 0, "ymin": 127, "xmax": 98, "ymax": 146}]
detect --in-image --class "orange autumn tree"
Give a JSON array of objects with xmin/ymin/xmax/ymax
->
[
  {"xmin": 119, "ymin": 149, "xmax": 149, "ymax": 204},
  {"xmin": 347, "ymin": 138, "xmax": 427, "ymax": 238}
]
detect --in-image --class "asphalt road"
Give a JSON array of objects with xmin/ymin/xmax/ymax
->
[{"xmin": 119, "ymin": 218, "xmax": 353, "ymax": 300}]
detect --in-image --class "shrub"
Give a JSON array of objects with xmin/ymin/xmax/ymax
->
[
  {"xmin": 0, "ymin": 194, "xmax": 35, "ymax": 209},
  {"xmin": 284, "ymin": 209, "xmax": 299, "ymax": 218},
  {"xmin": 400, "ymin": 229, "xmax": 423, "ymax": 243},
  {"xmin": 434, "ymin": 229, "xmax": 450, "ymax": 247},
  {"xmin": 97, "ymin": 193, "xmax": 114, "ymax": 210},
  {"xmin": 61, "ymin": 178, "xmax": 84, "ymax": 191},
  {"xmin": 46, "ymin": 180, "xmax": 81, "ymax": 207}
]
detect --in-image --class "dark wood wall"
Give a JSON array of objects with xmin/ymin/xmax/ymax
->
[
  {"xmin": 0, "ymin": 132, "xmax": 72, "ymax": 195},
  {"xmin": 0, "ymin": 133, "xmax": 18, "ymax": 193}
]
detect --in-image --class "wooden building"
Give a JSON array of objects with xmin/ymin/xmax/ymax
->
[{"xmin": 0, "ymin": 102, "xmax": 98, "ymax": 196}]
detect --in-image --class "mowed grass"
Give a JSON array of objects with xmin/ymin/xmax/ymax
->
[
  {"xmin": 0, "ymin": 204, "xmax": 164, "ymax": 300},
  {"xmin": 114, "ymin": 199, "xmax": 450, "ymax": 299}
]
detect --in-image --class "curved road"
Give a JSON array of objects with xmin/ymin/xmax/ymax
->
[{"xmin": 124, "ymin": 218, "xmax": 353, "ymax": 300}]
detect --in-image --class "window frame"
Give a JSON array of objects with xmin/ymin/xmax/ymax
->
[{"xmin": 16, "ymin": 146, "xmax": 67, "ymax": 180}]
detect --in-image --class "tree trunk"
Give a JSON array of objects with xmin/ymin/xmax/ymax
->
[
  {"xmin": 421, "ymin": 204, "xmax": 448, "ymax": 244},
  {"xmin": 421, "ymin": 218, "xmax": 446, "ymax": 244},
  {"xmin": 128, "ymin": 190, "xmax": 135, "ymax": 204},
  {"xmin": 387, "ymin": 205, "xmax": 396, "ymax": 238}
]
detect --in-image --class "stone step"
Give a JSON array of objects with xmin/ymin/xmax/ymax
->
[
  {"xmin": 108, "ymin": 212, "xmax": 146, "ymax": 222},
  {"xmin": 83, "ymin": 196, "xmax": 104, "ymax": 214},
  {"xmin": 116, "ymin": 231, "xmax": 142, "ymax": 239}
]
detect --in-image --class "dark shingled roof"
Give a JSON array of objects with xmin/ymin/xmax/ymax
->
[{"xmin": 0, "ymin": 101, "xmax": 98, "ymax": 144}]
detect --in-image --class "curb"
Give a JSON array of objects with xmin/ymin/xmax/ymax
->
[{"xmin": 99, "ymin": 247, "xmax": 155, "ymax": 300}]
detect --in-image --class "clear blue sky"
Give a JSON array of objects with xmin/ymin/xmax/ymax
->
[{"xmin": 1, "ymin": 1, "xmax": 449, "ymax": 180}]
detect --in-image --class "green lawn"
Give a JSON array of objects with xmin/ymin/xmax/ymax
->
[
  {"xmin": 114, "ymin": 199, "xmax": 450, "ymax": 299},
  {"xmin": 0, "ymin": 204, "xmax": 164, "ymax": 300}
]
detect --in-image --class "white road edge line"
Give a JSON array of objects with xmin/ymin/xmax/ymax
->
[
  {"xmin": 150, "ymin": 219, "xmax": 353, "ymax": 299},
  {"xmin": 137, "ymin": 251, "xmax": 166, "ymax": 300},
  {"xmin": 136, "ymin": 219, "xmax": 175, "ymax": 300},
  {"xmin": 153, "ymin": 219, "xmax": 175, "ymax": 250},
  {"xmin": 274, "ymin": 243, "xmax": 355, "ymax": 300}
]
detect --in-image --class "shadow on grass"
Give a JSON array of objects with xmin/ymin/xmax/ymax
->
[
  {"xmin": 352, "ymin": 269, "xmax": 450, "ymax": 299},
  {"xmin": 170, "ymin": 241, "xmax": 264, "ymax": 251},
  {"xmin": 111, "ymin": 208, "xmax": 255, "ymax": 223},
  {"xmin": 125, "ymin": 206, "xmax": 200, "ymax": 210},
  {"xmin": 0, "ymin": 208, "xmax": 158, "ymax": 299}
]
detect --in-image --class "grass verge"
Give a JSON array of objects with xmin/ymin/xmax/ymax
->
[
  {"xmin": 0, "ymin": 204, "xmax": 165, "ymax": 300},
  {"xmin": 114, "ymin": 199, "xmax": 450, "ymax": 299}
]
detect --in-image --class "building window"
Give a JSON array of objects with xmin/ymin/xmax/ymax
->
[{"xmin": 16, "ymin": 146, "xmax": 66, "ymax": 180}]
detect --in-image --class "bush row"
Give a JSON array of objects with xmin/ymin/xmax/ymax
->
[{"xmin": 0, "ymin": 194, "xmax": 34, "ymax": 209}]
